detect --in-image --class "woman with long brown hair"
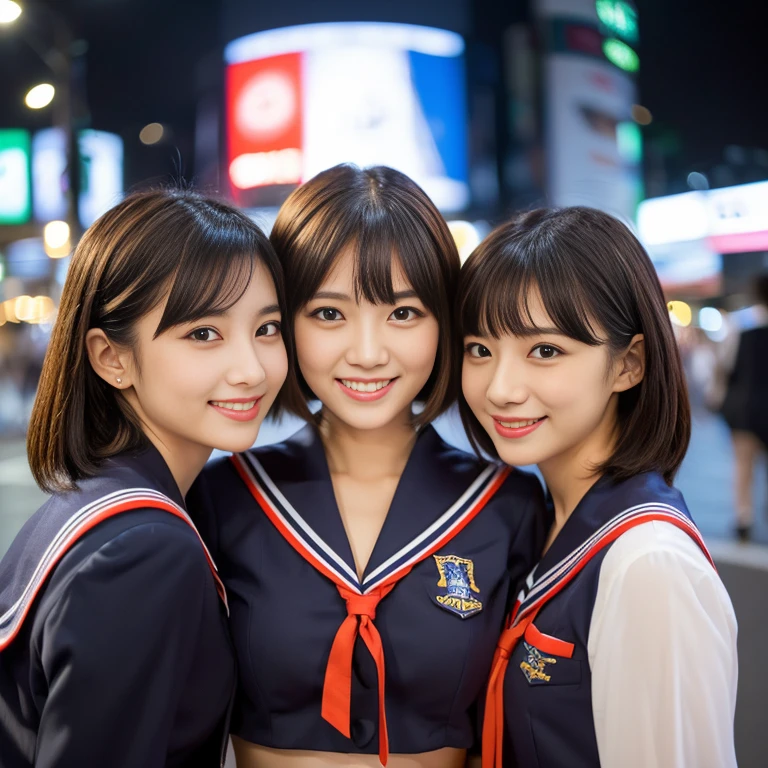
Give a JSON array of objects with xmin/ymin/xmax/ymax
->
[{"xmin": 0, "ymin": 188, "xmax": 288, "ymax": 767}]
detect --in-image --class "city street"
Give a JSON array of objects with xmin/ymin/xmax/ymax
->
[{"xmin": 1, "ymin": 406, "xmax": 767, "ymax": 767}]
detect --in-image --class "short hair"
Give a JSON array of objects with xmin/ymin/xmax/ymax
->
[
  {"xmin": 457, "ymin": 206, "xmax": 690, "ymax": 485},
  {"xmin": 270, "ymin": 164, "xmax": 460, "ymax": 426},
  {"xmin": 27, "ymin": 187, "xmax": 287, "ymax": 493}
]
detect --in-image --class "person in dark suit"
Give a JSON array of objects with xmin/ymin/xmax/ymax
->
[{"xmin": 720, "ymin": 274, "xmax": 768, "ymax": 541}]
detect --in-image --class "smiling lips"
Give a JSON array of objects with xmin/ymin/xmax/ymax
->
[
  {"xmin": 209, "ymin": 397, "xmax": 262, "ymax": 422},
  {"xmin": 492, "ymin": 415, "xmax": 547, "ymax": 439},
  {"xmin": 337, "ymin": 378, "xmax": 397, "ymax": 402}
]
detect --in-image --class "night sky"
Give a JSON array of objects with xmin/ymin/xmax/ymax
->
[{"xmin": 1, "ymin": 0, "xmax": 767, "ymax": 195}]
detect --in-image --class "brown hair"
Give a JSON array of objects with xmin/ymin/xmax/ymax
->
[
  {"xmin": 458, "ymin": 206, "xmax": 690, "ymax": 484},
  {"xmin": 28, "ymin": 187, "xmax": 286, "ymax": 493},
  {"xmin": 270, "ymin": 164, "xmax": 460, "ymax": 426}
]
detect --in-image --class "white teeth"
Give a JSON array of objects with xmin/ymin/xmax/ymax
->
[
  {"xmin": 211, "ymin": 400, "xmax": 257, "ymax": 411},
  {"xmin": 499, "ymin": 418, "xmax": 542, "ymax": 428},
  {"xmin": 340, "ymin": 379, "xmax": 392, "ymax": 393}
]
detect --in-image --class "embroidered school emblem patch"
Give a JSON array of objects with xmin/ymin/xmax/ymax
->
[
  {"xmin": 433, "ymin": 555, "xmax": 483, "ymax": 618},
  {"xmin": 520, "ymin": 641, "xmax": 557, "ymax": 683}
]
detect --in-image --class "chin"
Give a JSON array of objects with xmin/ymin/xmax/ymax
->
[
  {"xmin": 333, "ymin": 403, "xmax": 407, "ymax": 432},
  {"xmin": 213, "ymin": 428, "xmax": 263, "ymax": 454},
  {"xmin": 492, "ymin": 442, "xmax": 546, "ymax": 469}
]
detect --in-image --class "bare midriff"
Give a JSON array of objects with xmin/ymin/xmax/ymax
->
[{"xmin": 231, "ymin": 740, "xmax": 467, "ymax": 768}]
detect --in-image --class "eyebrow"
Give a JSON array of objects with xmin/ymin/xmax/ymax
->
[
  {"xmin": 310, "ymin": 289, "xmax": 419, "ymax": 302},
  {"xmin": 257, "ymin": 304, "xmax": 281, "ymax": 316}
]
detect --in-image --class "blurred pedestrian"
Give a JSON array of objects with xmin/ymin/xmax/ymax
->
[
  {"xmin": 720, "ymin": 273, "xmax": 768, "ymax": 541},
  {"xmin": 0, "ymin": 189, "xmax": 288, "ymax": 767}
]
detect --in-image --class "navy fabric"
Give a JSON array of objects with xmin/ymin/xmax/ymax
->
[
  {"xmin": 502, "ymin": 472, "xmax": 695, "ymax": 768},
  {"xmin": 188, "ymin": 423, "xmax": 546, "ymax": 755},
  {"xmin": 0, "ymin": 445, "xmax": 236, "ymax": 768}
]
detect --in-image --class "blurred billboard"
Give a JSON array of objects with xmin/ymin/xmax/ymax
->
[
  {"xmin": 535, "ymin": 0, "xmax": 642, "ymax": 221},
  {"xmin": 31, "ymin": 128, "xmax": 124, "ymax": 229},
  {"xmin": 637, "ymin": 180, "xmax": 768, "ymax": 297},
  {"xmin": 225, "ymin": 22, "xmax": 469, "ymax": 212}
]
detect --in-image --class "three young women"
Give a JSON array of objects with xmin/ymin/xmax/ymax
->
[
  {"xmin": 458, "ymin": 207, "xmax": 738, "ymax": 768},
  {"xmin": 0, "ymin": 189, "xmax": 288, "ymax": 767},
  {"xmin": 188, "ymin": 164, "xmax": 545, "ymax": 768}
]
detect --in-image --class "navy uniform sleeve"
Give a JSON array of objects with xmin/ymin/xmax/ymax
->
[{"xmin": 33, "ymin": 519, "xmax": 210, "ymax": 768}]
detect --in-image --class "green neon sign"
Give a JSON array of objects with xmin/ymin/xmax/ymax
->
[
  {"xmin": 596, "ymin": 0, "xmax": 638, "ymax": 44},
  {"xmin": 0, "ymin": 129, "xmax": 32, "ymax": 226},
  {"xmin": 603, "ymin": 38, "xmax": 639, "ymax": 72}
]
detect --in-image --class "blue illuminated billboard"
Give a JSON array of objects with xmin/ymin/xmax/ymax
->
[{"xmin": 225, "ymin": 22, "xmax": 469, "ymax": 211}]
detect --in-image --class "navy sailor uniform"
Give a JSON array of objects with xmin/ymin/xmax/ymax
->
[
  {"xmin": 0, "ymin": 445, "xmax": 236, "ymax": 768},
  {"xmin": 187, "ymin": 423, "xmax": 545, "ymax": 763},
  {"xmin": 482, "ymin": 471, "xmax": 738, "ymax": 768}
]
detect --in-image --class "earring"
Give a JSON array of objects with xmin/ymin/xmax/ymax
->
[{"xmin": 116, "ymin": 377, "xmax": 122, "ymax": 385}]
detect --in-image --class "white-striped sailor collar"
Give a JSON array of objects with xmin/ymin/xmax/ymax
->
[
  {"xmin": 238, "ymin": 422, "xmax": 508, "ymax": 594},
  {"xmin": 515, "ymin": 471, "xmax": 701, "ymax": 618}
]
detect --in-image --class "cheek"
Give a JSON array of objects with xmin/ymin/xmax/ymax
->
[
  {"xmin": 399, "ymin": 322, "xmax": 439, "ymax": 370},
  {"xmin": 461, "ymin": 363, "xmax": 487, "ymax": 407},
  {"xmin": 294, "ymin": 321, "xmax": 334, "ymax": 375},
  {"xmin": 540, "ymin": 367, "xmax": 611, "ymax": 416},
  {"xmin": 266, "ymin": 344, "xmax": 289, "ymax": 387}
]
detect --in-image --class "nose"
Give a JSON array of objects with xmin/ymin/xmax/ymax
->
[
  {"xmin": 225, "ymin": 334, "xmax": 268, "ymax": 388},
  {"xmin": 345, "ymin": 316, "xmax": 390, "ymax": 368},
  {"xmin": 486, "ymin": 356, "xmax": 529, "ymax": 408}
]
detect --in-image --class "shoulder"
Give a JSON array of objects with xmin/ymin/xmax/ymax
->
[
  {"xmin": 594, "ymin": 520, "xmax": 735, "ymax": 633},
  {"xmin": 601, "ymin": 520, "xmax": 716, "ymax": 583},
  {"xmin": 41, "ymin": 511, "xmax": 211, "ymax": 611}
]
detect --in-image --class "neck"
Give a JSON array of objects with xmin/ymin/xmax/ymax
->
[
  {"xmin": 539, "ymin": 399, "xmax": 619, "ymax": 529},
  {"xmin": 141, "ymin": 428, "xmax": 211, "ymax": 498},
  {"xmin": 319, "ymin": 407, "xmax": 417, "ymax": 480}
]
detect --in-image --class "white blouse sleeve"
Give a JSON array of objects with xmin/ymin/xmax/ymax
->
[{"xmin": 587, "ymin": 521, "xmax": 738, "ymax": 768}]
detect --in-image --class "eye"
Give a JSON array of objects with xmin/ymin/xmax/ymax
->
[
  {"xmin": 529, "ymin": 344, "xmax": 562, "ymax": 360},
  {"xmin": 389, "ymin": 306, "xmax": 424, "ymax": 322},
  {"xmin": 312, "ymin": 307, "xmax": 343, "ymax": 322},
  {"xmin": 187, "ymin": 327, "xmax": 222, "ymax": 342},
  {"xmin": 256, "ymin": 321, "xmax": 281, "ymax": 338},
  {"xmin": 465, "ymin": 342, "xmax": 492, "ymax": 359}
]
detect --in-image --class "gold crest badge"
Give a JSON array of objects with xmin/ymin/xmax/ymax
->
[
  {"xmin": 520, "ymin": 641, "xmax": 557, "ymax": 682},
  {"xmin": 433, "ymin": 555, "xmax": 483, "ymax": 618}
]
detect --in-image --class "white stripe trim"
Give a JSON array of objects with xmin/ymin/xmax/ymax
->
[
  {"xmin": 527, "ymin": 503, "xmax": 694, "ymax": 602},
  {"xmin": 0, "ymin": 488, "xmax": 208, "ymax": 636},
  {"xmin": 239, "ymin": 454, "xmax": 361, "ymax": 592},
  {"xmin": 362, "ymin": 463, "xmax": 500, "ymax": 587},
  {"xmin": 517, "ymin": 504, "xmax": 702, "ymax": 621}
]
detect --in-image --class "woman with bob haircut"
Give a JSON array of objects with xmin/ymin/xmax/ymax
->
[
  {"xmin": 458, "ymin": 207, "xmax": 738, "ymax": 768},
  {"xmin": 0, "ymin": 188, "xmax": 289, "ymax": 768},
  {"xmin": 187, "ymin": 164, "xmax": 545, "ymax": 768}
]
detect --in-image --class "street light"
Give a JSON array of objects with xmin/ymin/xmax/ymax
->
[
  {"xmin": 25, "ymin": 82, "xmax": 55, "ymax": 109},
  {"xmin": 43, "ymin": 220, "xmax": 70, "ymax": 258},
  {"xmin": 1, "ymin": 3, "xmax": 84, "ymax": 240},
  {"xmin": 0, "ymin": 1, "xmax": 22, "ymax": 25}
]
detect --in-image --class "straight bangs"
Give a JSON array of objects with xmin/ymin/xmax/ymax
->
[
  {"xmin": 288, "ymin": 200, "xmax": 442, "ymax": 317},
  {"xmin": 459, "ymin": 230, "xmax": 604, "ymax": 347},
  {"xmin": 156, "ymin": 245, "xmax": 256, "ymax": 336}
]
